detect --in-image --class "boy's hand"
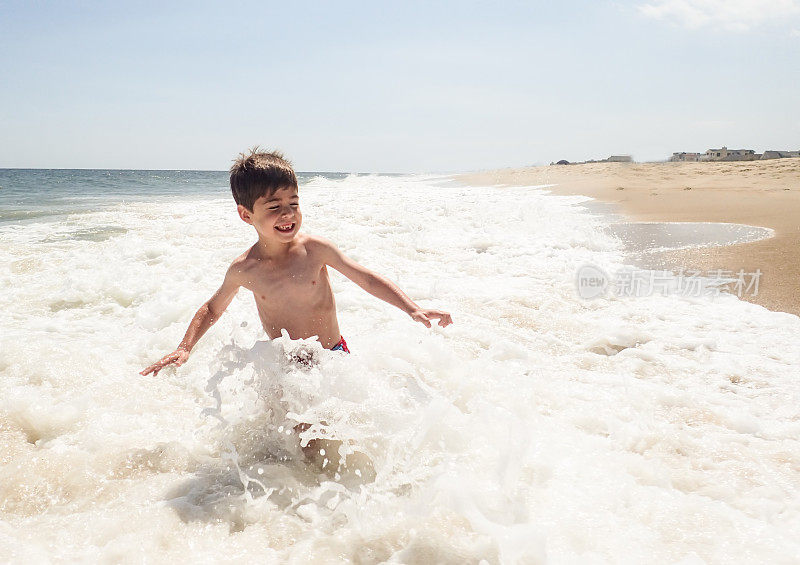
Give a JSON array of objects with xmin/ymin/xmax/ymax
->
[
  {"xmin": 140, "ymin": 348, "xmax": 190, "ymax": 377},
  {"xmin": 410, "ymin": 309, "xmax": 453, "ymax": 328}
]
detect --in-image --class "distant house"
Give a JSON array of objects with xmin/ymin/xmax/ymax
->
[
  {"xmin": 670, "ymin": 152, "xmax": 702, "ymax": 162},
  {"xmin": 606, "ymin": 155, "xmax": 632, "ymax": 163},
  {"xmin": 703, "ymin": 147, "xmax": 757, "ymax": 161},
  {"xmin": 761, "ymin": 150, "xmax": 800, "ymax": 159}
]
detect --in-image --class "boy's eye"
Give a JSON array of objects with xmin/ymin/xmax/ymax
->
[{"xmin": 268, "ymin": 206, "xmax": 279, "ymax": 210}]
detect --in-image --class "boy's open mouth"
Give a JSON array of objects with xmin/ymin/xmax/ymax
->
[{"xmin": 275, "ymin": 223, "xmax": 295, "ymax": 233}]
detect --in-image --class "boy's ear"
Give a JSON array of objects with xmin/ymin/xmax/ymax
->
[{"xmin": 237, "ymin": 204, "xmax": 253, "ymax": 224}]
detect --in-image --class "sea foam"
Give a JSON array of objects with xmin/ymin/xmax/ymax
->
[{"xmin": 1, "ymin": 173, "xmax": 798, "ymax": 563}]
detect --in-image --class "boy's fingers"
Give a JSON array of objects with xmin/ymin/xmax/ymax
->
[
  {"xmin": 142, "ymin": 354, "xmax": 187, "ymax": 375},
  {"xmin": 435, "ymin": 312, "xmax": 452, "ymax": 327},
  {"xmin": 428, "ymin": 311, "xmax": 451, "ymax": 324},
  {"xmin": 140, "ymin": 358, "xmax": 173, "ymax": 377}
]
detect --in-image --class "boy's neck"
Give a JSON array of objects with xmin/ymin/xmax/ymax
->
[{"xmin": 255, "ymin": 235, "xmax": 294, "ymax": 259}]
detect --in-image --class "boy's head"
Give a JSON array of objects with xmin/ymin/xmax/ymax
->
[{"xmin": 229, "ymin": 148, "xmax": 298, "ymax": 211}]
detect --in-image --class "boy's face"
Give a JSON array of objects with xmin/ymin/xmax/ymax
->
[{"xmin": 238, "ymin": 185, "xmax": 302, "ymax": 243}]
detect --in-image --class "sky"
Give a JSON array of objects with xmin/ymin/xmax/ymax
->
[{"xmin": 1, "ymin": 0, "xmax": 799, "ymax": 172}]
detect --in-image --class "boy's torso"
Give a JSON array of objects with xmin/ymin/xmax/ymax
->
[{"xmin": 235, "ymin": 234, "xmax": 342, "ymax": 348}]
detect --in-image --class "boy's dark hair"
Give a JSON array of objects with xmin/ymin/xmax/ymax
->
[{"xmin": 229, "ymin": 148, "xmax": 298, "ymax": 211}]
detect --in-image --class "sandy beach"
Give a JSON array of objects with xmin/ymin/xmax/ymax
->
[{"xmin": 459, "ymin": 158, "xmax": 800, "ymax": 317}]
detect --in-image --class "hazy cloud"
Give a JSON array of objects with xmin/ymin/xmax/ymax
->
[{"xmin": 638, "ymin": 0, "xmax": 800, "ymax": 31}]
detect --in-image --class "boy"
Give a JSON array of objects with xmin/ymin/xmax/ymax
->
[{"xmin": 141, "ymin": 149, "xmax": 452, "ymax": 377}]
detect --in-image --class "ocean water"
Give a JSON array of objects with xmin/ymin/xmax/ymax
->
[
  {"xmin": 1, "ymin": 170, "xmax": 799, "ymax": 563},
  {"xmin": 604, "ymin": 222, "xmax": 774, "ymax": 269}
]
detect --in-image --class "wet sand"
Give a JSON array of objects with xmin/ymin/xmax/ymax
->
[{"xmin": 458, "ymin": 159, "xmax": 800, "ymax": 317}]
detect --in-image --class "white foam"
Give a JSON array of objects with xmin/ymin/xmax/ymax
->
[{"xmin": 1, "ymin": 174, "xmax": 798, "ymax": 562}]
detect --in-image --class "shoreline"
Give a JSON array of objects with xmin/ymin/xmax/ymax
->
[{"xmin": 457, "ymin": 159, "xmax": 800, "ymax": 317}]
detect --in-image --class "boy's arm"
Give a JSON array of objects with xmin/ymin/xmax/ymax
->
[
  {"xmin": 140, "ymin": 263, "xmax": 243, "ymax": 376},
  {"xmin": 316, "ymin": 238, "xmax": 453, "ymax": 328}
]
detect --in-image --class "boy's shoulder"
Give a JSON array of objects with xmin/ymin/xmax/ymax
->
[
  {"xmin": 302, "ymin": 233, "xmax": 335, "ymax": 251},
  {"xmin": 301, "ymin": 234, "xmax": 343, "ymax": 262},
  {"xmin": 221, "ymin": 249, "xmax": 257, "ymax": 284},
  {"xmin": 233, "ymin": 246, "xmax": 258, "ymax": 266}
]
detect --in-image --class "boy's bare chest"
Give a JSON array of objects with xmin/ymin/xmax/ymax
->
[{"xmin": 243, "ymin": 256, "xmax": 327, "ymax": 298}]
